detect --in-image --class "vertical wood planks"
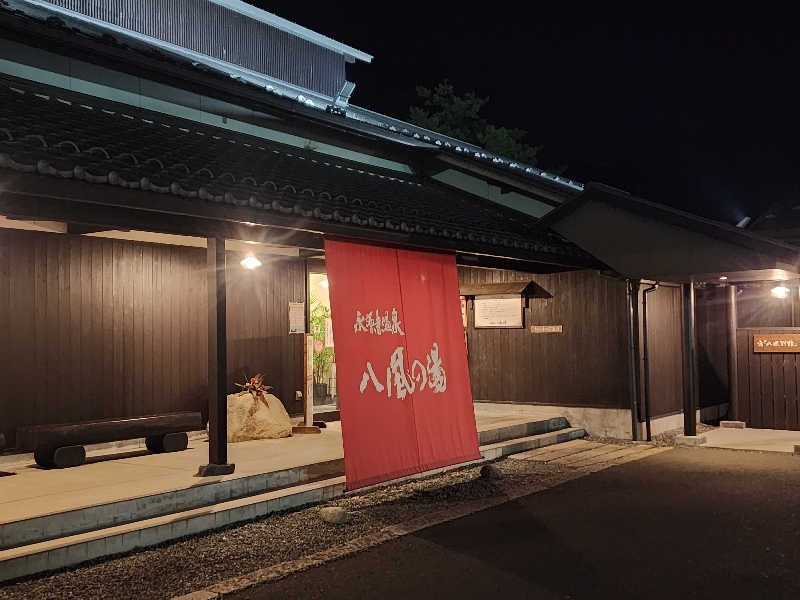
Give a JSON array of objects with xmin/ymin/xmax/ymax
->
[
  {"xmin": 0, "ymin": 230, "xmax": 215, "ymax": 446},
  {"xmin": 734, "ymin": 327, "xmax": 800, "ymax": 430},
  {"xmin": 457, "ymin": 266, "xmax": 630, "ymax": 409}
]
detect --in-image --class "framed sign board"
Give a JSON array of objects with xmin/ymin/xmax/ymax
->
[
  {"xmin": 474, "ymin": 294, "xmax": 523, "ymax": 328},
  {"xmin": 754, "ymin": 333, "xmax": 800, "ymax": 352}
]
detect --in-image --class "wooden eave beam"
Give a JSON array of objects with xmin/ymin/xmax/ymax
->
[{"xmin": 0, "ymin": 173, "xmax": 595, "ymax": 270}]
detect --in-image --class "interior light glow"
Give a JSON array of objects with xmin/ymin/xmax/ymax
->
[
  {"xmin": 320, "ymin": 279, "xmax": 329, "ymax": 288},
  {"xmin": 719, "ymin": 276, "xmax": 728, "ymax": 281},
  {"xmin": 771, "ymin": 285, "xmax": 790, "ymax": 299},
  {"xmin": 240, "ymin": 255, "xmax": 262, "ymax": 270}
]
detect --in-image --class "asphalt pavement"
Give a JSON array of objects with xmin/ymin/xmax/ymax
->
[{"xmin": 228, "ymin": 447, "xmax": 800, "ymax": 600}]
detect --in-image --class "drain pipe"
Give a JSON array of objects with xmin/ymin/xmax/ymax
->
[
  {"xmin": 626, "ymin": 279, "xmax": 642, "ymax": 441},
  {"xmin": 641, "ymin": 283, "xmax": 658, "ymax": 441}
]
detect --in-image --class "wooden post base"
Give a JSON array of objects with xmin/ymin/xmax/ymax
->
[
  {"xmin": 292, "ymin": 425, "xmax": 322, "ymax": 434},
  {"xmin": 196, "ymin": 463, "xmax": 236, "ymax": 477}
]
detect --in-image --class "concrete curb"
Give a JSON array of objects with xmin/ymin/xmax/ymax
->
[
  {"xmin": 0, "ymin": 477, "xmax": 347, "ymax": 584},
  {"xmin": 477, "ymin": 417, "xmax": 569, "ymax": 445},
  {"xmin": 0, "ymin": 458, "xmax": 344, "ymax": 551},
  {"xmin": 481, "ymin": 428, "xmax": 586, "ymax": 460}
]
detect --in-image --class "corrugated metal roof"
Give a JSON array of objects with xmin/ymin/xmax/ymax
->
[{"xmin": 209, "ymin": 0, "xmax": 372, "ymax": 63}]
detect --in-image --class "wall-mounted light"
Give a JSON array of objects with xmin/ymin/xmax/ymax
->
[
  {"xmin": 319, "ymin": 279, "xmax": 329, "ymax": 288},
  {"xmin": 240, "ymin": 255, "xmax": 262, "ymax": 270},
  {"xmin": 719, "ymin": 276, "xmax": 728, "ymax": 281},
  {"xmin": 771, "ymin": 285, "xmax": 790, "ymax": 299}
]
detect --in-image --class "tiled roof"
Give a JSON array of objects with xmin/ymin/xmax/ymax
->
[
  {"xmin": 0, "ymin": 2, "xmax": 582, "ymax": 195},
  {"xmin": 0, "ymin": 78, "xmax": 592, "ymax": 262}
]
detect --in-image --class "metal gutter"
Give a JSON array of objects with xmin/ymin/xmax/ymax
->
[
  {"xmin": 626, "ymin": 279, "xmax": 642, "ymax": 442},
  {"xmin": 347, "ymin": 104, "xmax": 584, "ymax": 192},
  {"xmin": 641, "ymin": 282, "xmax": 658, "ymax": 441}
]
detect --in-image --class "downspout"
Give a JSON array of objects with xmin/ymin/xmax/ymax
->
[
  {"xmin": 641, "ymin": 283, "xmax": 658, "ymax": 441},
  {"xmin": 626, "ymin": 279, "xmax": 642, "ymax": 441}
]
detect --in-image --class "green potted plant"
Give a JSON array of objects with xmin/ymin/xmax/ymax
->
[{"xmin": 309, "ymin": 293, "xmax": 334, "ymax": 405}]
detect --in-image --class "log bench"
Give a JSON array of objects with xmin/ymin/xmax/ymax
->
[{"xmin": 16, "ymin": 411, "xmax": 205, "ymax": 468}]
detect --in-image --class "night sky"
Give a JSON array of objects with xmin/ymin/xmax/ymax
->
[{"xmin": 257, "ymin": 3, "xmax": 798, "ymax": 224}]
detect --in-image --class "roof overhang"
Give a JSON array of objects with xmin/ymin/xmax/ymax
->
[
  {"xmin": 458, "ymin": 280, "xmax": 552, "ymax": 298},
  {"xmin": 541, "ymin": 183, "xmax": 800, "ymax": 283},
  {"xmin": 429, "ymin": 154, "xmax": 577, "ymax": 207}
]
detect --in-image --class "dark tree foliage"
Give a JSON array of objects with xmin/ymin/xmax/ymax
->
[{"xmin": 409, "ymin": 80, "xmax": 542, "ymax": 165}]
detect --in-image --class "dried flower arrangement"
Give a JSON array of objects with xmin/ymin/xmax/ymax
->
[{"xmin": 235, "ymin": 374, "xmax": 273, "ymax": 407}]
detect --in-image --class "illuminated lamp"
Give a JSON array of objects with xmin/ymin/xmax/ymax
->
[
  {"xmin": 771, "ymin": 285, "xmax": 790, "ymax": 299},
  {"xmin": 319, "ymin": 279, "xmax": 329, "ymax": 288},
  {"xmin": 240, "ymin": 255, "xmax": 262, "ymax": 270}
]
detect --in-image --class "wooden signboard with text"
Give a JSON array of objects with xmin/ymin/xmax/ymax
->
[
  {"xmin": 531, "ymin": 325, "xmax": 563, "ymax": 334},
  {"xmin": 753, "ymin": 333, "xmax": 800, "ymax": 353}
]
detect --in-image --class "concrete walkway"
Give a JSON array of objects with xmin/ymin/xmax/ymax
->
[
  {"xmin": 701, "ymin": 427, "xmax": 800, "ymax": 453},
  {"xmin": 0, "ymin": 407, "xmax": 561, "ymax": 526},
  {"xmin": 0, "ymin": 431, "xmax": 345, "ymax": 525}
]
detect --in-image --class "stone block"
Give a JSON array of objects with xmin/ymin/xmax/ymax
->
[
  {"xmin": 676, "ymin": 435, "xmax": 707, "ymax": 446},
  {"xmin": 319, "ymin": 506, "xmax": 351, "ymax": 524},
  {"xmin": 720, "ymin": 421, "xmax": 746, "ymax": 429},
  {"xmin": 480, "ymin": 464, "xmax": 503, "ymax": 480}
]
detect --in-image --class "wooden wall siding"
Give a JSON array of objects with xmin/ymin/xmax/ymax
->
[
  {"xmin": 638, "ymin": 285, "xmax": 684, "ymax": 417},
  {"xmin": 695, "ymin": 287, "xmax": 731, "ymax": 409},
  {"xmin": 225, "ymin": 254, "xmax": 305, "ymax": 415},
  {"xmin": 0, "ymin": 228, "xmax": 207, "ymax": 447},
  {"xmin": 735, "ymin": 328, "xmax": 800, "ymax": 430},
  {"xmin": 0, "ymin": 229, "xmax": 306, "ymax": 447},
  {"xmin": 458, "ymin": 267, "xmax": 630, "ymax": 409}
]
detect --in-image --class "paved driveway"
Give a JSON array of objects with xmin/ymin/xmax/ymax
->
[{"xmin": 230, "ymin": 447, "xmax": 800, "ymax": 600}]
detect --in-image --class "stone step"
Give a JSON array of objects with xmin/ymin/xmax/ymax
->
[
  {"xmin": 0, "ymin": 458, "xmax": 344, "ymax": 552},
  {"xmin": 477, "ymin": 417, "xmax": 570, "ymax": 446},
  {"xmin": 0, "ymin": 475, "xmax": 348, "ymax": 584},
  {"xmin": 480, "ymin": 427, "xmax": 587, "ymax": 460}
]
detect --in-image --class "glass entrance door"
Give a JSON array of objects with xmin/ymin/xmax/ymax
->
[{"xmin": 309, "ymin": 271, "xmax": 337, "ymax": 409}]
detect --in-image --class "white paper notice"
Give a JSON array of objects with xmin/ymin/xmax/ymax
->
[
  {"xmin": 474, "ymin": 294, "xmax": 523, "ymax": 328},
  {"xmin": 289, "ymin": 302, "xmax": 305, "ymax": 334}
]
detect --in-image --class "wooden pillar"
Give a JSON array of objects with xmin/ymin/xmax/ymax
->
[
  {"xmin": 682, "ymin": 282, "xmax": 698, "ymax": 436},
  {"xmin": 727, "ymin": 285, "xmax": 739, "ymax": 420},
  {"xmin": 197, "ymin": 237, "xmax": 235, "ymax": 476}
]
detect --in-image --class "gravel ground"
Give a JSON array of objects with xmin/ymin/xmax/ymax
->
[
  {"xmin": 587, "ymin": 422, "xmax": 716, "ymax": 447},
  {"xmin": 0, "ymin": 458, "xmax": 577, "ymax": 600}
]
